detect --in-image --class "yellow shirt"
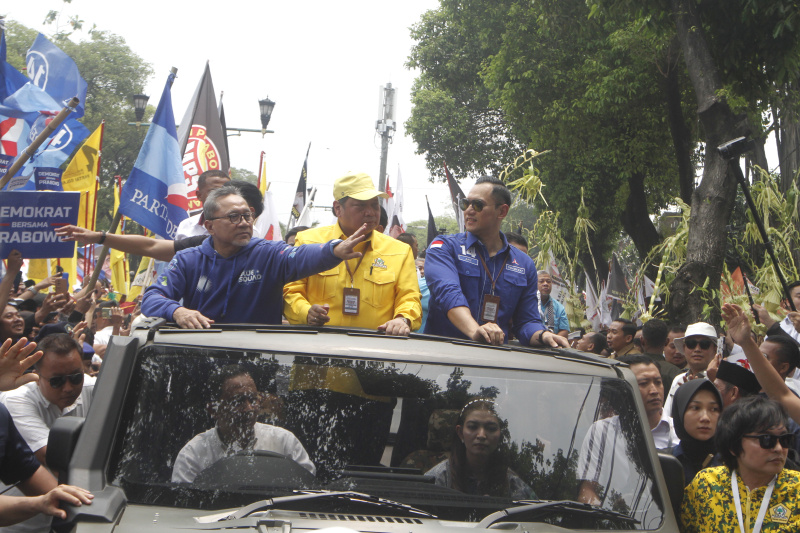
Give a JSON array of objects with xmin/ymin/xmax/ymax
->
[
  {"xmin": 283, "ymin": 223, "xmax": 421, "ymax": 330},
  {"xmin": 681, "ymin": 466, "xmax": 800, "ymax": 532}
]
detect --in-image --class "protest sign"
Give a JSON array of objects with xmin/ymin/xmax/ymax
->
[
  {"xmin": 0, "ymin": 191, "xmax": 79, "ymax": 258},
  {"xmin": 34, "ymin": 167, "xmax": 63, "ymax": 191}
]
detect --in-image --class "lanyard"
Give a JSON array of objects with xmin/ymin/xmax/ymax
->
[
  {"xmin": 344, "ymin": 241, "xmax": 369, "ymax": 288},
  {"xmin": 732, "ymin": 470, "xmax": 777, "ymax": 533},
  {"xmin": 476, "ymin": 249, "xmax": 510, "ymax": 296}
]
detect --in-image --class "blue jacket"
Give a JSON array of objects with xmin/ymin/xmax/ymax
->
[
  {"xmin": 142, "ymin": 237, "xmax": 341, "ymax": 325},
  {"xmin": 423, "ymin": 231, "xmax": 544, "ymax": 345},
  {"xmin": 540, "ymin": 296, "xmax": 570, "ymax": 333}
]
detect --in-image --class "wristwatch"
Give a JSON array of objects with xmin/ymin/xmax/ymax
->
[
  {"xmin": 25, "ymin": 287, "xmax": 38, "ymax": 295},
  {"xmin": 397, "ymin": 316, "xmax": 411, "ymax": 327}
]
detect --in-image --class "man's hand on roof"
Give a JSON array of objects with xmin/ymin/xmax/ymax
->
[{"xmin": 173, "ymin": 307, "xmax": 214, "ymax": 329}]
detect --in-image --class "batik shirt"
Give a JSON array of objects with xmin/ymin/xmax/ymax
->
[{"xmin": 681, "ymin": 466, "xmax": 800, "ymax": 532}]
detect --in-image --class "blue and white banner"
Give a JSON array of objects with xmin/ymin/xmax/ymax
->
[
  {"xmin": 26, "ymin": 33, "xmax": 87, "ymax": 118},
  {"xmin": 119, "ymin": 72, "xmax": 188, "ymax": 239},
  {"xmin": 0, "ymin": 191, "xmax": 80, "ymax": 258},
  {"xmin": 34, "ymin": 166, "xmax": 63, "ymax": 191}
]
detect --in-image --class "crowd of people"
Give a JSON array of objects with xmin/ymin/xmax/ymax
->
[{"xmin": 0, "ymin": 169, "xmax": 799, "ymax": 530}]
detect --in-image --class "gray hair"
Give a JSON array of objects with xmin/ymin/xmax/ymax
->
[{"xmin": 203, "ymin": 185, "xmax": 243, "ymax": 220}]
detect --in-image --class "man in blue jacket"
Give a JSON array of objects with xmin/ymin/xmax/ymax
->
[
  {"xmin": 142, "ymin": 186, "xmax": 367, "ymax": 328},
  {"xmin": 423, "ymin": 176, "xmax": 568, "ymax": 348}
]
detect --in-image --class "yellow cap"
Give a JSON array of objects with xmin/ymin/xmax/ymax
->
[{"xmin": 333, "ymin": 172, "xmax": 389, "ymax": 202}]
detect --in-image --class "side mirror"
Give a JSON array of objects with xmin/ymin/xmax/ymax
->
[
  {"xmin": 658, "ymin": 452, "xmax": 685, "ymax": 520},
  {"xmin": 47, "ymin": 417, "xmax": 85, "ymax": 484}
]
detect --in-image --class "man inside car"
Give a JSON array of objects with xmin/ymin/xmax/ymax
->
[{"xmin": 172, "ymin": 365, "xmax": 315, "ymax": 482}]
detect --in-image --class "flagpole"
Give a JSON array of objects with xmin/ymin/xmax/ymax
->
[
  {"xmin": 0, "ymin": 96, "xmax": 80, "ymax": 190},
  {"xmin": 84, "ymin": 68, "xmax": 178, "ymax": 293}
]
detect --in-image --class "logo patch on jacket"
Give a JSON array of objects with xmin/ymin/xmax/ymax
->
[
  {"xmin": 770, "ymin": 503, "xmax": 790, "ymax": 523},
  {"xmin": 506, "ymin": 264, "xmax": 525, "ymax": 274},
  {"xmin": 372, "ymin": 258, "xmax": 387, "ymax": 270},
  {"xmin": 458, "ymin": 254, "xmax": 478, "ymax": 265},
  {"xmin": 238, "ymin": 269, "xmax": 262, "ymax": 284}
]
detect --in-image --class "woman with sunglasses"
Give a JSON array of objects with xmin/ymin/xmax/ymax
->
[{"xmin": 681, "ymin": 395, "xmax": 800, "ymax": 532}]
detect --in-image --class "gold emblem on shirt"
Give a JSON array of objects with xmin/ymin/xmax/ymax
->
[{"xmin": 769, "ymin": 503, "xmax": 790, "ymax": 523}]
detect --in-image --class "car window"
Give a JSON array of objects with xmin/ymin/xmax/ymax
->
[{"xmin": 110, "ymin": 345, "xmax": 664, "ymax": 529}]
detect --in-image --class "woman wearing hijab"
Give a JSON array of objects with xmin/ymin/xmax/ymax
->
[{"xmin": 670, "ymin": 378, "xmax": 723, "ymax": 486}]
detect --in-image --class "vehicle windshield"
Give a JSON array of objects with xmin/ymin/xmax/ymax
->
[{"xmin": 110, "ymin": 345, "xmax": 666, "ymax": 529}]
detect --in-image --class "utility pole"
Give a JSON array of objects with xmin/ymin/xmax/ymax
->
[{"xmin": 376, "ymin": 83, "xmax": 396, "ymax": 192}]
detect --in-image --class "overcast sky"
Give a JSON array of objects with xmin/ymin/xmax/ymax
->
[{"xmin": 5, "ymin": 0, "xmax": 476, "ymax": 227}]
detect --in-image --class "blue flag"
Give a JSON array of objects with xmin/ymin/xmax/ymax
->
[
  {"xmin": 119, "ymin": 72, "xmax": 188, "ymax": 239},
  {"xmin": 0, "ymin": 27, "xmax": 28, "ymax": 102},
  {"xmin": 26, "ymin": 34, "xmax": 87, "ymax": 118}
]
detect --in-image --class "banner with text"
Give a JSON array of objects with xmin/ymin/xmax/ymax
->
[
  {"xmin": 0, "ymin": 191, "xmax": 79, "ymax": 258},
  {"xmin": 34, "ymin": 167, "xmax": 63, "ymax": 191}
]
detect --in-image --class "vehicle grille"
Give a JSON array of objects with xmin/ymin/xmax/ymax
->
[{"xmin": 297, "ymin": 513, "xmax": 423, "ymax": 524}]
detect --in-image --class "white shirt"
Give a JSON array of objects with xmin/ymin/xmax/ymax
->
[
  {"xmin": 0, "ymin": 377, "xmax": 95, "ymax": 533},
  {"xmin": 1, "ymin": 377, "xmax": 95, "ymax": 453},
  {"xmin": 663, "ymin": 370, "xmax": 704, "ymax": 418},
  {"xmin": 171, "ymin": 422, "xmax": 315, "ymax": 483},
  {"xmin": 92, "ymin": 325, "xmax": 115, "ymax": 347},
  {"xmin": 652, "ymin": 415, "xmax": 678, "ymax": 449}
]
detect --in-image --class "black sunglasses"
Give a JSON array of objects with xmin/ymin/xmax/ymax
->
[
  {"xmin": 458, "ymin": 198, "xmax": 497, "ymax": 212},
  {"xmin": 743, "ymin": 433, "xmax": 795, "ymax": 450},
  {"xmin": 208, "ymin": 211, "xmax": 253, "ymax": 224},
  {"xmin": 47, "ymin": 371, "xmax": 84, "ymax": 389},
  {"xmin": 684, "ymin": 338, "xmax": 713, "ymax": 350}
]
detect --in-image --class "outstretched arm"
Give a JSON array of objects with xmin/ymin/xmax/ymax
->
[
  {"xmin": 722, "ymin": 303, "xmax": 800, "ymax": 421},
  {"xmin": 56, "ymin": 225, "xmax": 177, "ymax": 262}
]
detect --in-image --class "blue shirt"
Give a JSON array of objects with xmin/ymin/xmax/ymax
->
[
  {"xmin": 142, "ymin": 237, "xmax": 341, "ymax": 325},
  {"xmin": 417, "ymin": 275, "xmax": 430, "ymax": 332},
  {"xmin": 423, "ymin": 231, "xmax": 544, "ymax": 345},
  {"xmin": 540, "ymin": 296, "xmax": 570, "ymax": 333},
  {"xmin": 0, "ymin": 402, "xmax": 40, "ymax": 486}
]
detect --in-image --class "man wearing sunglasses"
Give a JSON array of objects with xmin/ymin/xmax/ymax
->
[
  {"xmin": 0, "ymin": 333, "xmax": 94, "ymax": 531},
  {"xmin": 143, "ymin": 186, "xmax": 368, "ymax": 328},
  {"xmin": 663, "ymin": 322, "xmax": 718, "ymax": 416},
  {"xmin": 424, "ymin": 176, "xmax": 568, "ymax": 348}
]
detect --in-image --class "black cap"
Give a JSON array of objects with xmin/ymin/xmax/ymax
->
[{"xmin": 717, "ymin": 360, "xmax": 760, "ymax": 396}]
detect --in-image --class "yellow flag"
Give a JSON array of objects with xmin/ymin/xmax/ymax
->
[
  {"xmin": 26, "ymin": 259, "xmax": 50, "ymax": 284},
  {"xmin": 62, "ymin": 122, "xmax": 104, "ymax": 192},
  {"xmin": 110, "ymin": 179, "xmax": 129, "ymax": 296}
]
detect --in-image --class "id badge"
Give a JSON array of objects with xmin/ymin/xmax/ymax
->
[
  {"xmin": 343, "ymin": 287, "xmax": 361, "ymax": 315},
  {"xmin": 481, "ymin": 294, "xmax": 501, "ymax": 323}
]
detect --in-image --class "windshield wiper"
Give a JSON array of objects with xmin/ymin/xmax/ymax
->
[
  {"xmin": 218, "ymin": 491, "xmax": 437, "ymax": 521},
  {"xmin": 477, "ymin": 500, "xmax": 639, "ymax": 528}
]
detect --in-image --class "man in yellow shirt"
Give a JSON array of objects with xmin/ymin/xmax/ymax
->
[{"xmin": 283, "ymin": 172, "xmax": 421, "ymax": 335}]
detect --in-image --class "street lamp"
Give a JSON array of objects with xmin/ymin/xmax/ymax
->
[
  {"xmin": 133, "ymin": 94, "xmax": 149, "ymax": 130},
  {"xmin": 259, "ymin": 98, "xmax": 276, "ymax": 138}
]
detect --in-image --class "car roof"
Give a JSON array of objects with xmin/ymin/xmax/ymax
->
[{"xmin": 133, "ymin": 322, "xmax": 623, "ymax": 379}]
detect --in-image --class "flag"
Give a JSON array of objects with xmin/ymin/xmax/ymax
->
[
  {"xmin": 62, "ymin": 122, "xmax": 103, "ymax": 192},
  {"xmin": 584, "ymin": 271, "xmax": 601, "ymax": 332},
  {"xmin": 385, "ymin": 166, "xmax": 405, "ymax": 237},
  {"xmin": 26, "ymin": 34, "xmax": 87, "ymax": 118},
  {"xmin": 426, "ymin": 196, "xmax": 437, "ymax": 248},
  {"xmin": 253, "ymin": 151, "xmax": 282, "ymax": 241},
  {"xmin": 176, "ymin": 62, "xmax": 229, "ymax": 213},
  {"xmin": 128, "ymin": 256, "xmax": 155, "ymax": 301},
  {"xmin": 288, "ymin": 143, "xmax": 310, "ymax": 228},
  {"xmin": 546, "ymin": 251, "xmax": 569, "ymax": 304},
  {"xmin": 119, "ymin": 71, "xmax": 188, "ymax": 240},
  {"xmin": 0, "ymin": 33, "xmax": 88, "ymax": 185},
  {"xmin": 111, "ymin": 177, "xmax": 129, "ymax": 295},
  {"xmin": 0, "ymin": 24, "xmax": 28, "ymax": 102},
  {"xmin": 444, "ymin": 161, "xmax": 465, "ymax": 233},
  {"xmin": 218, "ymin": 95, "xmax": 230, "ymax": 170},
  {"xmin": 296, "ymin": 186, "xmax": 317, "ymax": 228},
  {"xmin": 607, "ymin": 254, "xmax": 629, "ymax": 300}
]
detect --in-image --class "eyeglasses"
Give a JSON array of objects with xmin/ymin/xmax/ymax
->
[
  {"xmin": 459, "ymin": 198, "xmax": 497, "ymax": 212},
  {"xmin": 46, "ymin": 371, "xmax": 84, "ymax": 389},
  {"xmin": 684, "ymin": 338, "xmax": 714, "ymax": 350},
  {"xmin": 743, "ymin": 433, "xmax": 795, "ymax": 449},
  {"xmin": 208, "ymin": 212, "xmax": 253, "ymax": 224}
]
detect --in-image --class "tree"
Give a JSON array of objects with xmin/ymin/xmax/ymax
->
[
  {"xmin": 230, "ymin": 167, "xmax": 257, "ymax": 184},
  {"xmin": 591, "ymin": 0, "xmax": 800, "ymax": 323},
  {"xmin": 5, "ymin": 21, "xmax": 153, "ymax": 232},
  {"xmin": 406, "ymin": 0, "xmax": 698, "ymax": 276}
]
